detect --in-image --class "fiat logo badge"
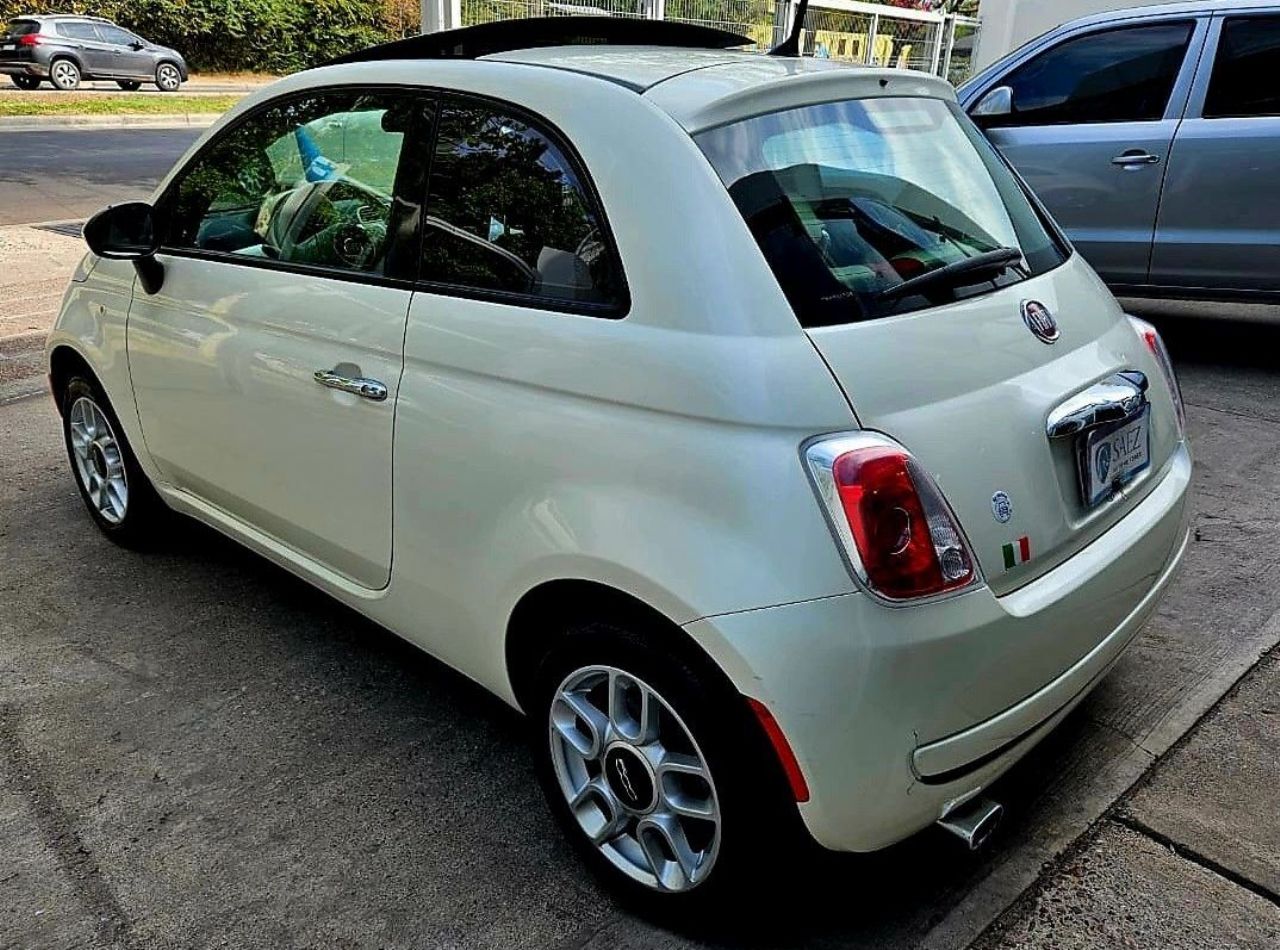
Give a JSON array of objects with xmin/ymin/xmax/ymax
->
[{"xmin": 1021, "ymin": 300, "xmax": 1060, "ymax": 344}]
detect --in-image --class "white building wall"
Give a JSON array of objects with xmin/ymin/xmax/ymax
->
[{"xmin": 974, "ymin": 0, "xmax": 1176, "ymax": 70}]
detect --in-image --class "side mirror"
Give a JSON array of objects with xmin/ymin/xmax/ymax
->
[
  {"xmin": 83, "ymin": 202, "xmax": 165, "ymax": 294},
  {"xmin": 84, "ymin": 202, "xmax": 159, "ymax": 260},
  {"xmin": 971, "ymin": 85, "xmax": 1014, "ymax": 120},
  {"xmin": 129, "ymin": 41, "xmax": 145, "ymax": 50}
]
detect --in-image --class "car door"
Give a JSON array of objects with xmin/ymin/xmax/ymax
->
[
  {"xmin": 127, "ymin": 89, "xmax": 430, "ymax": 589},
  {"xmin": 96, "ymin": 24, "xmax": 152, "ymax": 79},
  {"xmin": 967, "ymin": 18, "xmax": 1207, "ymax": 286},
  {"xmin": 394, "ymin": 95, "xmax": 627, "ymax": 669},
  {"xmin": 56, "ymin": 21, "xmax": 113, "ymax": 74},
  {"xmin": 1150, "ymin": 12, "xmax": 1280, "ymax": 292}
]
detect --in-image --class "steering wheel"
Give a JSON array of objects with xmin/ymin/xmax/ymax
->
[{"xmin": 263, "ymin": 179, "xmax": 389, "ymax": 271}]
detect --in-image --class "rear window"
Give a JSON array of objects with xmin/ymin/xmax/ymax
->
[
  {"xmin": 695, "ymin": 97, "xmax": 1069, "ymax": 327},
  {"xmin": 6, "ymin": 19, "xmax": 39, "ymax": 36}
]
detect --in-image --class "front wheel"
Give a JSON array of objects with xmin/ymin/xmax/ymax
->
[
  {"xmin": 155, "ymin": 63, "xmax": 181, "ymax": 92},
  {"xmin": 10, "ymin": 75, "xmax": 41, "ymax": 90},
  {"xmin": 49, "ymin": 58, "xmax": 81, "ymax": 91},
  {"xmin": 61, "ymin": 375, "xmax": 168, "ymax": 547},
  {"xmin": 116, "ymin": 80, "xmax": 142, "ymax": 91},
  {"xmin": 533, "ymin": 625, "xmax": 802, "ymax": 911}
]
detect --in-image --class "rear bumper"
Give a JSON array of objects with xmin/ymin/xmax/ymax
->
[
  {"xmin": 0, "ymin": 62, "xmax": 47, "ymax": 77},
  {"xmin": 685, "ymin": 443, "xmax": 1191, "ymax": 852}
]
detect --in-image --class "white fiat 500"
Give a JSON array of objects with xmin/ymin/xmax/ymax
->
[{"xmin": 49, "ymin": 17, "xmax": 1190, "ymax": 908}]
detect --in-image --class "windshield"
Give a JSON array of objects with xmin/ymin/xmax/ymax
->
[
  {"xmin": 6, "ymin": 19, "xmax": 39, "ymax": 36},
  {"xmin": 695, "ymin": 97, "xmax": 1069, "ymax": 327}
]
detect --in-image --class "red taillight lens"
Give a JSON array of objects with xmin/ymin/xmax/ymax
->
[
  {"xmin": 806, "ymin": 436, "xmax": 976, "ymax": 600},
  {"xmin": 17, "ymin": 33, "xmax": 41, "ymax": 46},
  {"xmin": 1128, "ymin": 315, "xmax": 1185, "ymax": 433}
]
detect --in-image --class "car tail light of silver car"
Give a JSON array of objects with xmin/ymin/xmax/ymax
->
[
  {"xmin": 805, "ymin": 434, "xmax": 979, "ymax": 601},
  {"xmin": 17, "ymin": 33, "xmax": 41, "ymax": 46},
  {"xmin": 1127, "ymin": 315, "xmax": 1185, "ymax": 434}
]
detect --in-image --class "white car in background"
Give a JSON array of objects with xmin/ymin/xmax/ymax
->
[{"xmin": 47, "ymin": 17, "xmax": 1190, "ymax": 910}]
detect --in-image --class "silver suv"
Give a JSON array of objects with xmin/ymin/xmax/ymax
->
[
  {"xmin": 0, "ymin": 14, "xmax": 188, "ymax": 92},
  {"xmin": 959, "ymin": 0, "xmax": 1280, "ymax": 300}
]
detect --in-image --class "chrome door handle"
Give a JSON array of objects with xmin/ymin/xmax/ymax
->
[
  {"xmin": 1111, "ymin": 151, "xmax": 1160, "ymax": 168},
  {"xmin": 1046, "ymin": 371, "xmax": 1148, "ymax": 438},
  {"xmin": 313, "ymin": 369, "xmax": 387, "ymax": 401}
]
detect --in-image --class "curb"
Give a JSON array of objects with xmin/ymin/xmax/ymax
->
[{"xmin": 0, "ymin": 113, "xmax": 218, "ymax": 131}]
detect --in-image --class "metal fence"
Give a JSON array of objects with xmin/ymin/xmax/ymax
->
[{"xmin": 444, "ymin": 0, "xmax": 980, "ymax": 83}]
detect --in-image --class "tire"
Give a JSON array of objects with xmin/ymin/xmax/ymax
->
[
  {"xmin": 116, "ymin": 80, "xmax": 142, "ymax": 91},
  {"xmin": 531, "ymin": 622, "xmax": 803, "ymax": 914},
  {"xmin": 155, "ymin": 62, "xmax": 181, "ymax": 92},
  {"xmin": 10, "ymin": 75, "xmax": 41, "ymax": 90},
  {"xmin": 49, "ymin": 58, "xmax": 81, "ymax": 91},
  {"xmin": 61, "ymin": 375, "xmax": 168, "ymax": 548}
]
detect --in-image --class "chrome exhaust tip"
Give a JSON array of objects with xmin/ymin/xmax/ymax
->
[{"xmin": 937, "ymin": 796, "xmax": 1004, "ymax": 851}]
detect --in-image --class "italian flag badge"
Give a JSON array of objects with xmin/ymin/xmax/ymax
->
[{"xmin": 1002, "ymin": 536, "xmax": 1031, "ymax": 570}]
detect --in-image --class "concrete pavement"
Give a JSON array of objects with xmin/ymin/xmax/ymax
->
[
  {"xmin": 0, "ymin": 225, "xmax": 83, "ymax": 402},
  {"xmin": 976, "ymin": 649, "xmax": 1280, "ymax": 948}
]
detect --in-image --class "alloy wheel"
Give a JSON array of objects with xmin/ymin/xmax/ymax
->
[
  {"xmin": 51, "ymin": 60, "xmax": 80, "ymax": 90},
  {"xmin": 549, "ymin": 665, "xmax": 721, "ymax": 893},
  {"xmin": 68, "ymin": 396, "xmax": 129, "ymax": 524},
  {"xmin": 157, "ymin": 64, "xmax": 180, "ymax": 91}
]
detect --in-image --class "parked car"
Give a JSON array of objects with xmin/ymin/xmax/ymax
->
[
  {"xmin": 48, "ymin": 17, "xmax": 1190, "ymax": 908},
  {"xmin": 959, "ymin": 0, "xmax": 1280, "ymax": 300},
  {"xmin": 0, "ymin": 14, "xmax": 187, "ymax": 91}
]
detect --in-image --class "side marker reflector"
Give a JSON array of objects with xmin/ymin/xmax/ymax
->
[{"xmin": 748, "ymin": 697, "xmax": 810, "ymax": 803}]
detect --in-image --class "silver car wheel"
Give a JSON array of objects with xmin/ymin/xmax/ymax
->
[
  {"xmin": 549, "ymin": 665, "xmax": 721, "ymax": 893},
  {"xmin": 68, "ymin": 396, "xmax": 129, "ymax": 525},
  {"xmin": 156, "ymin": 64, "xmax": 180, "ymax": 91},
  {"xmin": 50, "ymin": 60, "xmax": 80, "ymax": 90}
]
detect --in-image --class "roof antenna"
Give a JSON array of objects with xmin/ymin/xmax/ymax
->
[{"xmin": 769, "ymin": 0, "xmax": 809, "ymax": 56}]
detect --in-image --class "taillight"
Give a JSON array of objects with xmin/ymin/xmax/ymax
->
[
  {"xmin": 1127, "ymin": 315, "xmax": 1185, "ymax": 434},
  {"xmin": 17, "ymin": 33, "xmax": 41, "ymax": 46},
  {"xmin": 805, "ymin": 434, "xmax": 978, "ymax": 601}
]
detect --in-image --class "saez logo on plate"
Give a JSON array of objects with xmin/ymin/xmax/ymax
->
[{"xmin": 1020, "ymin": 300, "xmax": 1060, "ymax": 344}]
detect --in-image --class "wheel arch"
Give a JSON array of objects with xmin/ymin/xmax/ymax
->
[
  {"xmin": 48, "ymin": 344, "xmax": 97, "ymax": 414},
  {"xmin": 504, "ymin": 578, "xmax": 742, "ymax": 718},
  {"xmin": 155, "ymin": 58, "xmax": 185, "ymax": 81},
  {"xmin": 47, "ymin": 51, "xmax": 85, "ymax": 74}
]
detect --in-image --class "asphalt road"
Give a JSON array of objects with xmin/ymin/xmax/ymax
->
[
  {"xmin": 2, "ymin": 306, "xmax": 1279, "ymax": 948},
  {"xmin": 0, "ymin": 128, "xmax": 201, "ymax": 226}
]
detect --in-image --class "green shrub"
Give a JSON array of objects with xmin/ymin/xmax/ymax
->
[{"xmin": 0, "ymin": 0, "xmax": 413, "ymax": 73}]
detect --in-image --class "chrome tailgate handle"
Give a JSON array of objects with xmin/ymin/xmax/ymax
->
[
  {"xmin": 314, "ymin": 369, "xmax": 388, "ymax": 402},
  {"xmin": 1046, "ymin": 371, "xmax": 1148, "ymax": 439}
]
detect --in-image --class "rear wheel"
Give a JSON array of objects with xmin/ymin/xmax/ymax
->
[
  {"xmin": 10, "ymin": 75, "xmax": 41, "ymax": 90},
  {"xmin": 116, "ymin": 80, "xmax": 142, "ymax": 91},
  {"xmin": 49, "ymin": 58, "xmax": 80, "ymax": 91},
  {"xmin": 61, "ymin": 375, "xmax": 167, "ymax": 547},
  {"xmin": 532, "ymin": 624, "xmax": 802, "ymax": 912},
  {"xmin": 154, "ymin": 63, "xmax": 180, "ymax": 92}
]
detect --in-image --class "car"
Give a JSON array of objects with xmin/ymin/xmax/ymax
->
[
  {"xmin": 47, "ymin": 15, "xmax": 1191, "ymax": 909},
  {"xmin": 959, "ymin": 0, "xmax": 1280, "ymax": 300},
  {"xmin": 0, "ymin": 14, "xmax": 187, "ymax": 91}
]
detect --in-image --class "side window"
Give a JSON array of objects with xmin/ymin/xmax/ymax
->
[
  {"xmin": 421, "ymin": 101, "xmax": 623, "ymax": 309},
  {"xmin": 1204, "ymin": 17, "xmax": 1280, "ymax": 119},
  {"xmin": 990, "ymin": 22, "xmax": 1194, "ymax": 127},
  {"xmin": 97, "ymin": 25, "xmax": 138, "ymax": 47},
  {"xmin": 163, "ymin": 92, "xmax": 418, "ymax": 277},
  {"xmin": 57, "ymin": 22, "xmax": 103, "ymax": 41}
]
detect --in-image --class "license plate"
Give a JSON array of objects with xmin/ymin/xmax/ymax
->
[
  {"xmin": 1079, "ymin": 405, "xmax": 1151, "ymax": 507},
  {"xmin": 1, "ymin": 44, "xmax": 16, "ymax": 51}
]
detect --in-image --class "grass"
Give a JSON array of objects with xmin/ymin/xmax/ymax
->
[{"xmin": 0, "ymin": 93, "xmax": 242, "ymax": 117}]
